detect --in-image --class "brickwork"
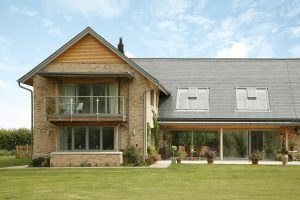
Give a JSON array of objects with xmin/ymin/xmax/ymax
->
[
  {"xmin": 32, "ymin": 62, "xmax": 153, "ymax": 164},
  {"xmin": 33, "ymin": 75, "xmax": 59, "ymax": 158},
  {"xmin": 50, "ymin": 152, "xmax": 123, "ymax": 167}
]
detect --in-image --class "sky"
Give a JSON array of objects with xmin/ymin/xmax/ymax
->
[{"xmin": 1, "ymin": 0, "xmax": 300, "ymax": 128}]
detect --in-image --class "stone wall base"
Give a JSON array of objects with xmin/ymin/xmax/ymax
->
[{"xmin": 50, "ymin": 152, "xmax": 123, "ymax": 167}]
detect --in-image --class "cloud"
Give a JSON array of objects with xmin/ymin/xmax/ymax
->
[
  {"xmin": 216, "ymin": 37, "xmax": 272, "ymax": 58},
  {"xmin": 0, "ymin": 36, "xmax": 16, "ymax": 71},
  {"xmin": 48, "ymin": 28, "xmax": 61, "ymax": 35},
  {"xmin": 154, "ymin": 0, "xmax": 189, "ymax": 18},
  {"xmin": 290, "ymin": 26, "xmax": 300, "ymax": 37},
  {"xmin": 48, "ymin": 0, "xmax": 129, "ymax": 18},
  {"xmin": 0, "ymin": 80, "xmax": 15, "ymax": 91},
  {"xmin": 216, "ymin": 40, "xmax": 249, "ymax": 58},
  {"xmin": 157, "ymin": 21, "xmax": 179, "ymax": 32},
  {"xmin": 289, "ymin": 45, "xmax": 300, "ymax": 57},
  {"xmin": 0, "ymin": 93, "xmax": 31, "ymax": 128},
  {"xmin": 125, "ymin": 51, "xmax": 135, "ymax": 58},
  {"xmin": 8, "ymin": 6, "xmax": 38, "ymax": 17},
  {"xmin": 41, "ymin": 19, "xmax": 61, "ymax": 35}
]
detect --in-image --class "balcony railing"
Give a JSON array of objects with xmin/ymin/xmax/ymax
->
[{"xmin": 44, "ymin": 96, "xmax": 128, "ymax": 122}]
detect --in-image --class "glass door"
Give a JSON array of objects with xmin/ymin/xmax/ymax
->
[
  {"xmin": 93, "ymin": 84, "xmax": 106, "ymax": 114},
  {"xmin": 250, "ymin": 131, "xmax": 263, "ymax": 154},
  {"xmin": 77, "ymin": 85, "xmax": 91, "ymax": 114},
  {"xmin": 223, "ymin": 130, "xmax": 248, "ymax": 159}
]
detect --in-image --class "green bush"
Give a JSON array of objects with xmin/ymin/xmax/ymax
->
[
  {"xmin": 0, "ymin": 128, "xmax": 31, "ymax": 150},
  {"xmin": 31, "ymin": 157, "xmax": 45, "ymax": 167},
  {"xmin": 122, "ymin": 145, "xmax": 145, "ymax": 166},
  {"xmin": 30, "ymin": 157, "xmax": 50, "ymax": 167},
  {"xmin": 0, "ymin": 149, "xmax": 16, "ymax": 156}
]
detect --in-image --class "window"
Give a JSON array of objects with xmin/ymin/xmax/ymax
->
[
  {"xmin": 236, "ymin": 88, "xmax": 270, "ymax": 111},
  {"xmin": 176, "ymin": 87, "xmax": 209, "ymax": 110},
  {"xmin": 61, "ymin": 83, "xmax": 118, "ymax": 114},
  {"xmin": 59, "ymin": 127, "xmax": 114, "ymax": 151}
]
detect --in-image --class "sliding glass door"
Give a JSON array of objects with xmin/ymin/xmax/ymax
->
[
  {"xmin": 223, "ymin": 130, "xmax": 281, "ymax": 160},
  {"xmin": 61, "ymin": 83, "xmax": 118, "ymax": 115},
  {"xmin": 223, "ymin": 130, "xmax": 248, "ymax": 159},
  {"xmin": 164, "ymin": 129, "xmax": 281, "ymax": 160}
]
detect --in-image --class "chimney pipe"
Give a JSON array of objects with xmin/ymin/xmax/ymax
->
[{"xmin": 118, "ymin": 37, "xmax": 124, "ymax": 54}]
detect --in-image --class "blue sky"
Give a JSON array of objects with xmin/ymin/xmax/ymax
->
[{"xmin": 1, "ymin": 0, "xmax": 300, "ymax": 128}]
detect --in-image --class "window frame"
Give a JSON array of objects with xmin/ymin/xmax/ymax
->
[
  {"xmin": 175, "ymin": 87, "xmax": 210, "ymax": 112},
  {"xmin": 235, "ymin": 87, "xmax": 271, "ymax": 112},
  {"xmin": 59, "ymin": 126, "xmax": 115, "ymax": 152}
]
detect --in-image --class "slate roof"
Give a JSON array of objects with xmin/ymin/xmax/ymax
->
[{"xmin": 132, "ymin": 58, "xmax": 300, "ymax": 122}]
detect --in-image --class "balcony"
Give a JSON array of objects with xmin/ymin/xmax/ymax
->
[{"xmin": 44, "ymin": 96, "xmax": 128, "ymax": 124}]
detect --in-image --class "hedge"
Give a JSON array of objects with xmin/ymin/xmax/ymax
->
[{"xmin": 0, "ymin": 128, "xmax": 31, "ymax": 150}]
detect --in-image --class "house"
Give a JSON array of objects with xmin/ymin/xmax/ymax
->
[{"xmin": 18, "ymin": 27, "xmax": 300, "ymax": 166}]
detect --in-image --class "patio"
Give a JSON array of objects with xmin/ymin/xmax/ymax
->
[{"xmin": 150, "ymin": 159, "xmax": 300, "ymax": 168}]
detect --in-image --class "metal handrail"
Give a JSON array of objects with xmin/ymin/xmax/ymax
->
[{"xmin": 44, "ymin": 96, "xmax": 128, "ymax": 122}]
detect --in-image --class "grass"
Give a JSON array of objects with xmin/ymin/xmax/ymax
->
[
  {"xmin": 0, "ymin": 164, "xmax": 300, "ymax": 200},
  {"xmin": 0, "ymin": 156, "xmax": 31, "ymax": 168}
]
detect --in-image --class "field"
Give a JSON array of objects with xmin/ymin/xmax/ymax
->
[{"xmin": 0, "ymin": 164, "xmax": 300, "ymax": 199}]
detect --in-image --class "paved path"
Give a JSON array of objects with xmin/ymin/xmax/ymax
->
[
  {"xmin": 150, "ymin": 160, "xmax": 300, "ymax": 167},
  {"xmin": 149, "ymin": 160, "xmax": 171, "ymax": 168}
]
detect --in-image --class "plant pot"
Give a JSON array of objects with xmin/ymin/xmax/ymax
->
[
  {"xmin": 252, "ymin": 159, "xmax": 259, "ymax": 165},
  {"xmin": 282, "ymin": 154, "xmax": 288, "ymax": 166},
  {"xmin": 176, "ymin": 158, "xmax": 182, "ymax": 164},
  {"xmin": 189, "ymin": 157, "xmax": 197, "ymax": 160},
  {"xmin": 207, "ymin": 158, "xmax": 214, "ymax": 164},
  {"xmin": 171, "ymin": 157, "xmax": 177, "ymax": 164}
]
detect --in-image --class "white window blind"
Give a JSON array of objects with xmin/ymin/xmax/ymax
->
[
  {"xmin": 236, "ymin": 88, "xmax": 269, "ymax": 111},
  {"xmin": 176, "ymin": 88, "xmax": 209, "ymax": 110}
]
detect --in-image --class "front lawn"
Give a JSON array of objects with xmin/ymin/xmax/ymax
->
[
  {"xmin": 0, "ymin": 156, "xmax": 31, "ymax": 168},
  {"xmin": 0, "ymin": 164, "xmax": 300, "ymax": 200}
]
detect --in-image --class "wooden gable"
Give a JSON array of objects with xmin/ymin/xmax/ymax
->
[{"xmin": 53, "ymin": 34, "xmax": 125, "ymax": 64}]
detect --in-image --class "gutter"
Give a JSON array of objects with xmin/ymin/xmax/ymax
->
[
  {"xmin": 158, "ymin": 121, "xmax": 300, "ymax": 126},
  {"xmin": 18, "ymin": 82, "xmax": 33, "ymax": 157}
]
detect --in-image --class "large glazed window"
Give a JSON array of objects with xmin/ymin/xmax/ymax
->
[
  {"xmin": 59, "ymin": 127, "xmax": 115, "ymax": 151},
  {"xmin": 236, "ymin": 88, "xmax": 270, "ymax": 111},
  {"xmin": 176, "ymin": 87, "xmax": 209, "ymax": 111},
  {"xmin": 61, "ymin": 83, "xmax": 118, "ymax": 115},
  {"xmin": 60, "ymin": 127, "xmax": 72, "ymax": 150}
]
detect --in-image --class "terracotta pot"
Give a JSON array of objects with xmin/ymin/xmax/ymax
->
[
  {"xmin": 176, "ymin": 158, "xmax": 182, "ymax": 164},
  {"xmin": 207, "ymin": 158, "xmax": 214, "ymax": 164},
  {"xmin": 282, "ymin": 154, "xmax": 288, "ymax": 166},
  {"xmin": 252, "ymin": 159, "xmax": 259, "ymax": 165}
]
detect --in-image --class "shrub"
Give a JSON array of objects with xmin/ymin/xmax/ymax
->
[
  {"xmin": 122, "ymin": 144, "xmax": 144, "ymax": 166},
  {"xmin": 146, "ymin": 154, "xmax": 161, "ymax": 165},
  {"xmin": 80, "ymin": 160, "xmax": 91, "ymax": 167},
  {"xmin": 0, "ymin": 149, "xmax": 16, "ymax": 156},
  {"xmin": 204, "ymin": 149, "xmax": 216, "ymax": 159},
  {"xmin": 30, "ymin": 157, "xmax": 50, "ymax": 167},
  {"xmin": 31, "ymin": 157, "xmax": 45, "ymax": 167},
  {"xmin": 0, "ymin": 128, "xmax": 31, "ymax": 150},
  {"xmin": 147, "ymin": 144, "xmax": 157, "ymax": 156},
  {"xmin": 249, "ymin": 151, "xmax": 264, "ymax": 161}
]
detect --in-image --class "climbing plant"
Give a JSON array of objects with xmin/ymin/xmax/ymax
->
[{"xmin": 153, "ymin": 111, "xmax": 160, "ymax": 151}]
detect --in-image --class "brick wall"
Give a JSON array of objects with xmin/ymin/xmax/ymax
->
[
  {"xmin": 50, "ymin": 152, "xmax": 123, "ymax": 167},
  {"xmin": 32, "ymin": 62, "xmax": 153, "ymax": 160}
]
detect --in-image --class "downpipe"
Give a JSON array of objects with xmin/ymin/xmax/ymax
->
[{"xmin": 18, "ymin": 82, "xmax": 33, "ymax": 157}]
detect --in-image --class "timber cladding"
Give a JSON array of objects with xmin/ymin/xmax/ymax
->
[{"xmin": 53, "ymin": 34, "xmax": 125, "ymax": 64}]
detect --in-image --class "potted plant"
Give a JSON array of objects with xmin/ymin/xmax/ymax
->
[
  {"xmin": 176, "ymin": 150, "xmax": 187, "ymax": 164},
  {"xmin": 249, "ymin": 151, "xmax": 263, "ymax": 164},
  {"xmin": 281, "ymin": 147, "xmax": 289, "ymax": 166},
  {"xmin": 171, "ymin": 145, "xmax": 177, "ymax": 164},
  {"xmin": 204, "ymin": 149, "xmax": 216, "ymax": 164},
  {"xmin": 289, "ymin": 142, "xmax": 296, "ymax": 151}
]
